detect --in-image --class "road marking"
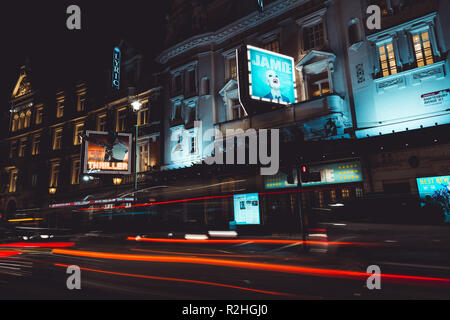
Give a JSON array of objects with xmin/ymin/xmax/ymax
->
[
  {"xmin": 233, "ymin": 241, "xmax": 254, "ymax": 247},
  {"xmin": 267, "ymin": 242, "xmax": 302, "ymax": 253}
]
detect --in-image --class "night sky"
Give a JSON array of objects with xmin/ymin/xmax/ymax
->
[{"xmin": 0, "ymin": 1, "xmax": 171, "ymax": 107}]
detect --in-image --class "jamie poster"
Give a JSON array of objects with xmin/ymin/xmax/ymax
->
[
  {"xmin": 247, "ymin": 45, "xmax": 297, "ymax": 105},
  {"xmin": 83, "ymin": 131, "xmax": 132, "ymax": 175}
]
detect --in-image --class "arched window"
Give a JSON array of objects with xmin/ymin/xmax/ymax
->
[
  {"xmin": 11, "ymin": 114, "xmax": 19, "ymax": 132},
  {"xmin": 24, "ymin": 110, "xmax": 32, "ymax": 128},
  {"xmin": 18, "ymin": 112, "xmax": 25, "ymax": 130}
]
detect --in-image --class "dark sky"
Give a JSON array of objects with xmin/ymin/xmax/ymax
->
[{"xmin": 0, "ymin": 0, "xmax": 171, "ymax": 107}]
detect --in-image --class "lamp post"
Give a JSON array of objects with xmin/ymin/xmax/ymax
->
[{"xmin": 131, "ymin": 99, "xmax": 142, "ymax": 191}]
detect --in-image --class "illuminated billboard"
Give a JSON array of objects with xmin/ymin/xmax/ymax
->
[
  {"xmin": 246, "ymin": 45, "xmax": 297, "ymax": 105},
  {"xmin": 416, "ymin": 175, "xmax": 450, "ymax": 222},
  {"xmin": 112, "ymin": 46, "xmax": 121, "ymax": 90},
  {"xmin": 83, "ymin": 131, "xmax": 132, "ymax": 175},
  {"xmin": 233, "ymin": 193, "xmax": 261, "ymax": 225}
]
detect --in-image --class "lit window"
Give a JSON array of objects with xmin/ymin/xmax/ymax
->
[
  {"xmin": 18, "ymin": 112, "xmax": 25, "ymax": 130},
  {"xmin": 50, "ymin": 163, "xmax": 60, "ymax": 188},
  {"xmin": 342, "ymin": 188, "xmax": 351, "ymax": 198},
  {"xmin": 73, "ymin": 123, "xmax": 84, "ymax": 145},
  {"xmin": 36, "ymin": 106, "xmax": 43, "ymax": 124},
  {"xmin": 309, "ymin": 72, "xmax": 330, "ymax": 98},
  {"xmin": 378, "ymin": 42, "xmax": 397, "ymax": 77},
  {"xmin": 24, "ymin": 110, "xmax": 31, "ymax": 128},
  {"xmin": 56, "ymin": 100, "xmax": 64, "ymax": 118},
  {"xmin": 116, "ymin": 108, "xmax": 127, "ymax": 132},
  {"xmin": 77, "ymin": 94, "xmax": 86, "ymax": 112},
  {"xmin": 32, "ymin": 134, "xmax": 40, "ymax": 155},
  {"xmin": 137, "ymin": 104, "xmax": 148, "ymax": 126},
  {"xmin": 53, "ymin": 128, "xmax": 63, "ymax": 150},
  {"xmin": 11, "ymin": 114, "xmax": 19, "ymax": 132},
  {"xmin": 138, "ymin": 142, "xmax": 150, "ymax": 173},
  {"xmin": 9, "ymin": 169, "xmax": 18, "ymax": 193},
  {"xmin": 413, "ymin": 31, "xmax": 434, "ymax": 68},
  {"xmin": 18, "ymin": 139, "xmax": 27, "ymax": 157},
  {"xmin": 71, "ymin": 159, "xmax": 81, "ymax": 185},
  {"xmin": 228, "ymin": 58, "xmax": 237, "ymax": 80},
  {"xmin": 97, "ymin": 113, "xmax": 107, "ymax": 131}
]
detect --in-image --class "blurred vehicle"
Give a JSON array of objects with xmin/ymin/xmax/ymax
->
[{"xmin": 312, "ymin": 194, "xmax": 450, "ymax": 266}]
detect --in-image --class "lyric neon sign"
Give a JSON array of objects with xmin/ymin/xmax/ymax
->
[{"xmin": 112, "ymin": 46, "xmax": 121, "ymax": 90}]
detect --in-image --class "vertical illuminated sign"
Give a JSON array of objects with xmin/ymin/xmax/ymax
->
[{"xmin": 112, "ymin": 46, "xmax": 121, "ymax": 90}]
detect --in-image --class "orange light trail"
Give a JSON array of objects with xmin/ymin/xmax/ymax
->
[
  {"xmin": 51, "ymin": 249, "xmax": 450, "ymax": 285},
  {"xmin": 0, "ymin": 251, "xmax": 22, "ymax": 258},
  {"xmin": 53, "ymin": 263, "xmax": 300, "ymax": 298}
]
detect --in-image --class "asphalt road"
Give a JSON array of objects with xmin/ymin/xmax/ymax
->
[{"xmin": 0, "ymin": 235, "xmax": 449, "ymax": 300}]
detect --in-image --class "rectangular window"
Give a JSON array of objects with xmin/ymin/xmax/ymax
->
[
  {"xmin": 50, "ymin": 163, "xmax": 60, "ymax": 188},
  {"xmin": 36, "ymin": 106, "xmax": 43, "ymax": 124},
  {"xmin": 18, "ymin": 139, "xmax": 27, "ymax": 157},
  {"xmin": 138, "ymin": 142, "xmax": 150, "ymax": 173},
  {"xmin": 172, "ymin": 74, "xmax": 183, "ymax": 95},
  {"xmin": 97, "ymin": 113, "xmax": 107, "ymax": 132},
  {"xmin": 304, "ymin": 23, "xmax": 324, "ymax": 50},
  {"xmin": 378, "ymin": 42, "xmax": 397, "ymax": 77},
  {"xmin": 53, "ymin": 128, "xmax": 63, "ymax": 150},
  {"xmin": 73, "ymin": 123, "xmax": 84, "ymax": 146},
  {"xmin": 9, "ymin": 169, "xmax": 18, "ymax": 193},
  {"xmin": 308, "ymin": 72, "xmax": 330, "ymax": 98},
  {"xmin": 56, "ymin": 101, "xmax": 64, "ymax": 118},
  {"xmin": 227, "ymin": 58, "xmax": 237, "ymax": 81},
  {"xmin": 71, "ymin": 159, "xmax": 81, "ymax": 185},
  {"xmin": 31, "ymin": 174, "xmax": 38, "ymax": 187},
  {"xmin": 232, "ymin": 102, "xmax": 245, "ymax": 120},
  {"xmin": 413, "ymin": 31, "xmax": 434, "ymax": 68},
  {"xmin": 116, "ymin": 108, "xmax": 127, "ymax": 132},
  {"xmin": 137, "ymin": 104, "xmax": 148, "ymax": 126},
  {"xmin": 32, "ymin": 134, "xmax": 40, "ymax": 155},
  {"xmin": 77, "ymin": 94, "xmax": 86, "ymax": 112}
]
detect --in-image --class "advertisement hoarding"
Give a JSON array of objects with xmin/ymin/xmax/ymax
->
[
  {"xmin": 233, "ymin": 193, "xmax": 261, "ymax": 225},
  {"xmin": 416, "ymin": 175, "xmax": 450, "ymax": 222},
  {"xmin": 83, "ymin": 131, "xmax": 132, "ymax": 175},
  {"xmin": 247, "ymin": 45, "xmax": 297, "ymax": 105}
]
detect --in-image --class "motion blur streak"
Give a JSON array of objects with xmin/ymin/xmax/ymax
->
[
  {"xmin": 80, "ymin": 195, "xmax": 233, "ymax": 211},
  {"xmin": 126, "ymin": 237, "xmax": 377, "ymax": 247},
  {"xmin": 0, "ymin": 251, "xmax": 22, "ymax": 257},
  {"xmin": 0, "ymin": 242, "xmax": 75, "ymax": 248},
  {"xmin": 51, "ymin": 249, "xmax": 450, "ymax": 285},
  {"xmin": 53, "ymin": 263, "xmax": 298, "ymax": 297}
]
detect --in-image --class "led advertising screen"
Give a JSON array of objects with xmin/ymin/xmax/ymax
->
[
  {"xmin": 417, "ymin": 175, "xmax": 450, "ymax": 222},
  {"xmin": 247, "ymin": 45, "xmax": 297, "ymax": 105},
  {"xmin": 83, "ymin": 131, "xmax": 132, "ymax": 175},
  {"xmin": 233, "ymin": 193, "xmax": 261, "ymax": 225}
]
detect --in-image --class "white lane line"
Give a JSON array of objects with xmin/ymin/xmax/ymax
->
[
  {"xmin": 233, "ymin": 241, "xmax": 254, "ymax": 247},
  {"xmin": 267, "ymin": 242, "xmax": 302, "ymax": 253}
]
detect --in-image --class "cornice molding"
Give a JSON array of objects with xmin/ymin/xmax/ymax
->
[{"xmin": 157, "ymin": 0, "xmax": 309, "ymax": 64}]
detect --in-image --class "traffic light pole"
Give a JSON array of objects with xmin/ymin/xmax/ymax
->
[{"xmin": 296, "ymin": 168, "xmax": 308, "ymax": 253}]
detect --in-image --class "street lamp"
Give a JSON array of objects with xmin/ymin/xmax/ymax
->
[
  {"xmin": 49, "ymin": 187, "xmax": 57, "ymax": 194},
  {"xmin": 131, "ymin": 98, "xmax": 142, "ymax": 191}
]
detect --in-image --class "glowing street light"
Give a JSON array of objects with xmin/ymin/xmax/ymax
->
[{"xmin": 131, "ymin": 100, "xmax": 142, "ymax": 112}]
